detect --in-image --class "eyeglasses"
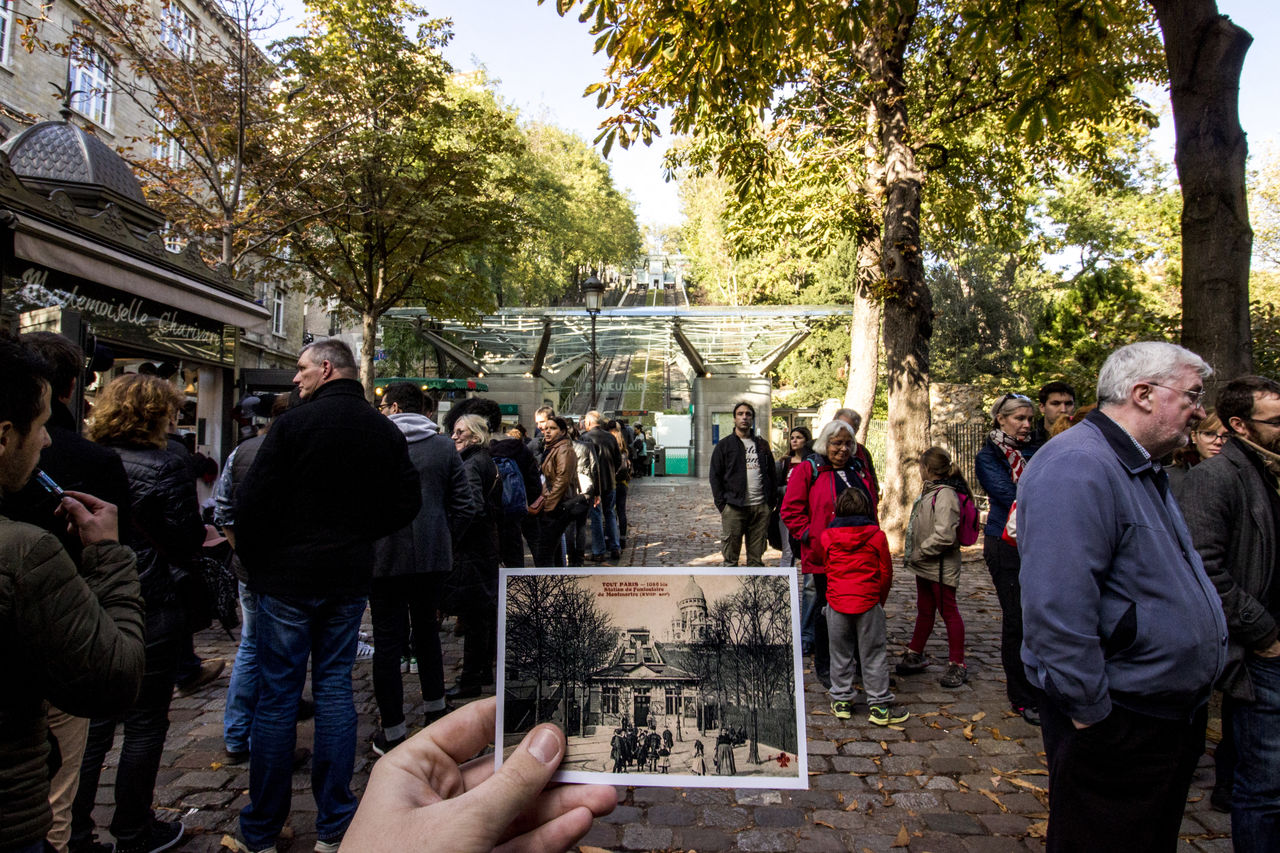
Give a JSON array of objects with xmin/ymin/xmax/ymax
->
[
  {"xmin": 1198, "ymin": 431, "xmax": 1231, "ymax": 443},
  {"xmin": 1147, "ymin": 382, "xmax": 1206, "ymax": 408},
  {"xmin": 1247, "ymin": 417, "xmax": 1280, "ymax": 428}
]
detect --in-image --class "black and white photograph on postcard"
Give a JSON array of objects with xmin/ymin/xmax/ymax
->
[{"xmin": 496, "ymin": 566, "xmax": 807, "ymax": 788}]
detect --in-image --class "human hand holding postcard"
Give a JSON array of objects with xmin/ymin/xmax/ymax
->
[{"xmin": 496, "ymin": 566, "xmax": 808, "ymax": 788}]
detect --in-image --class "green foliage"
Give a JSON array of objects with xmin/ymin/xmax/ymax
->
[
  {"xmin": 479, "ymin": 123, "xmax": 642, "ymax": 306},
  {"xmin": 272, "ymin": 0, "xmax": 529, "ymax": 333},
  {"xmin": 928, "ymin": 251, "xmax": 1039, "ymax": 387},
  {"xmin": 776, "ymin": 320, "xmax": 851, "ymax": 408},
  {"xmin": 1015, "ymin": 268, "xmax": 1179, "ymax": 402}
]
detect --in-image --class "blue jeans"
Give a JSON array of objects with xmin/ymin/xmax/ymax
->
[
  {"xmin": 1232, "ymin": 654, "xmax": 1280, "ymax": 851},
  {"xmin": 800, "ymin": 572, "xmax": 817, "ymax": 653},
  {"xmin": 239, "ymin": 593, "xmax": 366, "ymax": 849},
  {"xmin": 224, "ymin": 582, "xmax": 258, "ymax": 752},
  {"xmin": 589, "ymin": 489, "xmax": 620, "ymax": 555}
]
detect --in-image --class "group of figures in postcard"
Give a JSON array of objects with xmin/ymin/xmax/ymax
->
[{"xmin": 497, "ymin": 567, "xmax": 808, "ymax": 789}]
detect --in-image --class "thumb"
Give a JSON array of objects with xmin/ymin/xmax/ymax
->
[{"xmin": 460, "ymin": 724, "xmax": 565, "ymax": 841}]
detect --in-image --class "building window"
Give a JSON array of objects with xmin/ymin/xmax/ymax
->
[
  {"xmin": 69, "ymin": 42, "xmax": 112, "ymax": 127},
  {"xmin": 161, "ymin": 222, "xmax": 187, "ymax": 253},
  {"xmin": 665, "ymin": 686, "xmax": 682, "ymax": 716},
  {"xmin": 153, "ymin": 123, "xmax": 186, "ymax": 168},
  {"xmin": 160, "ymin": 2, "xmax": 195, "ymax": 59},
  {"xmin": 602, "ymin": 685, "xmax": 619, "ymax": 715},
  {"xmin": 0, "ymin": 0, "xmax": 14, "ymax": 67},
  {"xmin": 272, "ymin": 290, "xmax": 285, "ymax": 336}
]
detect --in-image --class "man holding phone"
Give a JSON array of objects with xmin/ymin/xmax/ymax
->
[{"xmin": 0, "ymin": 336, "xmax": 146, "ymax": 853}]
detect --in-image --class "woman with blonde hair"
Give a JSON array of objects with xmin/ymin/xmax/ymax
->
[
  {"xmin": 72, "ymin": 374, "xmax": 206, "ymax": 853},
  {"xmin": 974, "ymin": 392, "xmax": 1041, "ymax": 725},
  {"xmin": 444, "ymin": 413, "xmax": 501, "ymax": 698}
]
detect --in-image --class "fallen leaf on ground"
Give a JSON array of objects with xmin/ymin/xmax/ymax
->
[
  {"xmin": 844, "ymin": 799, "xmax": 859, "ymax": 811},
  {"xmin": 970, "ymin": 711, "xmax": 986, "ymax": 722},
  {"xmin": 892, "ymin": 824, "xmax": 911, "ymax": 847},
  {"xmin": 1027, "ymin": 820, "xmax": 1049, "ymax": 838},
  {"xmin": 979, "ymin": 788, "xmax": 1010, "ymax": 813}
]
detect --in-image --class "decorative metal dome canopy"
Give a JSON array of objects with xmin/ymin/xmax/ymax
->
[{"xmin": 1, "ymin": 118, "xmax": 163, "ymax": 233}]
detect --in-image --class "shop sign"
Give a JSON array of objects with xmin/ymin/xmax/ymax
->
[{"xmin": 3, "ymin": 263, "xmax": 236, "ymax": 365}]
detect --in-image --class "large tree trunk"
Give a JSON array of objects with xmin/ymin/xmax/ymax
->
[
  {"xmin": 1149, "ymin": 0, "xmax": 1253, "ymax": 395},
  {"xmin": 874, "ymin": 0, "xmax": 930, "ymax": 549}
]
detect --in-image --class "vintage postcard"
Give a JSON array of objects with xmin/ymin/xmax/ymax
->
[{"xmin": 496, "ymin": 566, "xmax": 808, "ymax": 788}]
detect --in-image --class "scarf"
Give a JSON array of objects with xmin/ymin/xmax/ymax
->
[
  {"xmin": 1237, "ymin": 435, "xmax": 1280, "ymax": 480},
  {"xmin": 989, "ymin": 429, "xmax": 1027, "ymax": 483}
]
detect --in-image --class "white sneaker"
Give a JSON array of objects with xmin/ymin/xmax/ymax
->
[
  {"xmin": 315, "ymin": 839, "xmax": 341, "ymax": 852},
  {"xmin": 355, "ymin": 641, "xmax": 374, "ymax": 661}
]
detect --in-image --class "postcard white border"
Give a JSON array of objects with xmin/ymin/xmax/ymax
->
[{"xmin": 496, "ymin": 564, "xmax": 808, "ymax": 789}]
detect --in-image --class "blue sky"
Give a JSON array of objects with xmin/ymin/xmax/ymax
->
[{"xmin": 270, "ymin": 0, "xmax": 1279, "ymax": 229}]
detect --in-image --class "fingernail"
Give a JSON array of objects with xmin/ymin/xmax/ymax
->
[{"xmin": 527, "ymin": 727, "xmax": 560, "ymax": 765}]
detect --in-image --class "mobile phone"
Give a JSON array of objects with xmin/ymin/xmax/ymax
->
[{"xmin": 33, "ymin": 469, "xmax": 65, "ymax": 499}]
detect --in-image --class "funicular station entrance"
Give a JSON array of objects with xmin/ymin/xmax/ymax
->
[{"xmin": 382, "ymin": 301, "xmax": 852, "ymax": 478}]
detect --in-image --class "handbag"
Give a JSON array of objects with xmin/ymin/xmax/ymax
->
[
  {"xmin": 560, "ymin": 493, "xmax": 590, "ymax": 520},
  {"xmin": 527, "ymin": 493, "xmax": 546, "ymax": 516}
]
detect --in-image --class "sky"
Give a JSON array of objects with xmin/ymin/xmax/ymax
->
[{"xmin": 269, "ymin": 0, "xmax": 1280, "ymax": 230}]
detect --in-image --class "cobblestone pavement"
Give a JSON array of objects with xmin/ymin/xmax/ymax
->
[{"xmin": 85, "ymin": 476, "xmax": 1232, "ymax": 852}]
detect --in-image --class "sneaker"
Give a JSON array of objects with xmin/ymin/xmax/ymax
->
[
  {"xmin": 830, "ymin": 700, "xmax": 853, "ymax": 720},
  {"xmin": 114, "ymin": 818, "xmax": 184, "ymax": 853},
  {"xmin": 175, "ymin": 658, "xmax": 224, "ymax": 696},
  {"xmin": 895, "ymin": 650, "xmax": 927, "ymax": 675},
  {"xmin": 314, "ymin": 839, "xmax": 342, "ymax": 852},
  {"xmin": 868, "ymin": 705, "xmax": 910, "ymax": 726},
  {"xmin": 407, "ymin": 656, "xmax": 418, "ymax": 675},
  {"xmin": 355, "ymin": 640, "xmax": 374, "ymax": 661},
  {"xmin": 224, "ymin": 746, "xmax": 250, "ymax": 765},
  {"xmin": 229, "ymin": 830, "xmax": 277, "ymax": 853},
  {"xmin": 371, "ymin": 729, "xmax": 405, "ymax": 757},
  {"xmin": 940, "ymin": 662, "xmax": 968, "ymax": 688},
  {"xmin": 400, "ymin": 657, "xmax": 410, "ymax": 674}
]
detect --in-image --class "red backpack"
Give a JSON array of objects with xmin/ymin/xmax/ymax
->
[{"xmin": 933, "ymin": 487, "xmax": 981, "ymax": 547}]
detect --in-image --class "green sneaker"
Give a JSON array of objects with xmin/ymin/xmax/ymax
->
[
  {"xmin": 868, "ymin": 705, "xmax": 910, "ymax": 726},
  {"xmin": 830, "ymin": 700, "xmax": 853, "ymax": 720}
]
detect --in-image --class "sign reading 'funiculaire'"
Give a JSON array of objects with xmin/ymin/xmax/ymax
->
[{"xmin": 4, "ymin": 263, "xmax": 235, "ymax": 365}]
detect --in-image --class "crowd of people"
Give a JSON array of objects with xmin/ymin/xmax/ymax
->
[
  {"xmin": 729, "ymin": 341, "xmax": 1277, "ymax": 853},
  {"xmin": 0, "ymin": 335, "xmax": 628, "ymax": 853},
  {"xmin": 4, "ymin": 329, "xmax": 1278, "ymax": 853}
]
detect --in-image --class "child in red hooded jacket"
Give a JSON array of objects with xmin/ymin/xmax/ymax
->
[{"xmin": 815, "ymin": 487, "xmax": 906, "ymax": 726}]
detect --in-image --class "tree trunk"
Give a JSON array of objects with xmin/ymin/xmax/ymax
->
[
  {"xmin": 845, "ymin": 251, "xmax": 883, "ymax": 444},
  {"xmin": 360, "ymin": 309, "xmax": 378, "ymax": 400},
  {"xmin": 1149, "ymin": 0, "xmax": 1253, "ymax": 397},
  {"xmin": 846, "ymin": 99, "xmax": 885, "ymax": 445},
  {"xmin": 874, "ymin": 0, "xmax": 930, "ymax": 549}
]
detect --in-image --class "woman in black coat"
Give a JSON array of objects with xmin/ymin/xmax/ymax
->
[
  {"xmin": 73, "ymin": 374, "xmax": 205, "ymax": 853},
  {"xmin": 446, "ymin": 413, "xmax": 502, "ymax": 698}
]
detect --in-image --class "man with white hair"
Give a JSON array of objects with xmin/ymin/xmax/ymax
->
[{"xmin": 1018, "ymin": 341, "xmax": 1228, "ymax": 852}]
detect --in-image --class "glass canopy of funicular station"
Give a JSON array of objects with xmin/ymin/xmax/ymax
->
[{"xmin": 380, "ymin": 306, "xmax": 853, "ymax": 477}]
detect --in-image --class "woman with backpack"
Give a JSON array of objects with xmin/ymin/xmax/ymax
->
[{"xmin": 897, "ymin": 447, "xmax": 975, "ymax": 689}]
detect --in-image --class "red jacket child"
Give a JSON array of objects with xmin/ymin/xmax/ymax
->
[{"xmin": 815, "ymin": 513, "xmax": 893, "ymax": 615}]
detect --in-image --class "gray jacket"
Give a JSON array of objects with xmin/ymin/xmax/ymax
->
[
  {"xmin": 1178, "ymin": 438, "xmax": 1278, "ymax": 701},
  {"xmin": 1017, "ymin": 409, "xmax": 1227, "ymax": 724},
  {"xmin": 373, "ymin": 414, "xmax": 479, "ymax": 577}
]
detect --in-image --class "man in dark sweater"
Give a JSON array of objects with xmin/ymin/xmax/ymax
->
[
  {"xmin": 1181, "ymin": 375, "xmax": 1280, "ymax": 850},
  {"xmin": 581, "ymin": 411, "xmax": 622, "ymax": 561},
  {"xmin": 233, "ymin": 340, "xmax": 420, "ymax": 853},
  {"xmin": 708, "ymin": 401, "xmax": 777, "ymax": 566}
]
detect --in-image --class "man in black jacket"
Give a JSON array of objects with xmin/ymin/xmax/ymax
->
[
  {"xmin": 233, "ymin": 340, "xmax": 420, "ymax": 853},
  {"xmin": 1181, "ymin": 375, "xmax": 1280, "ymax": 849},
  {"xmin": 581, "ymin": 411, "xmax": 622, "ymax": 561},
  {"xmin": 709, "ymin": 401, "xmax": 777, "ymax": 566}
]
